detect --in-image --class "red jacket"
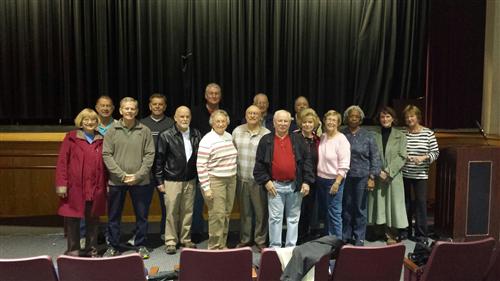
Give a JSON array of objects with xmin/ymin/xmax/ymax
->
[{"xmin": 55, "ymin": 130, "xmax": 107, "ymax": 218}]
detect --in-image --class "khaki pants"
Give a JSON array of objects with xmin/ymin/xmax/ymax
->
[
  {"xmin": 203, "ymin": 175, "xmax": 236, "ymax": 250},
  {"xmin": 164, "ymin": 179, "xmax": 196, "ymax": 246},
  {"xmin": 238, "ymin": 179, "xmax": 268, "ymax": 245}
]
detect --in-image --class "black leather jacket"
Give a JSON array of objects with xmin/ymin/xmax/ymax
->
[
  {"xmin": 253, "ymin": 132, "xmax": 315, "ymax": 191},
  {"xmin": 154, "ymin": 125, "xmax": 201, "ymax": 183}
]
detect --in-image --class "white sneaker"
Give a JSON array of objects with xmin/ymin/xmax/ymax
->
[
  {"xmin": 127, "ymin": 235, "xmax": 136, "ymax": 246},
  {"xmin": 80, "ymin": 238, "xmax": 86, "ymax": 249}
]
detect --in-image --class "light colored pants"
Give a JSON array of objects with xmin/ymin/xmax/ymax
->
[
  {"xmin": 237, "ymin": 179, "xmax": 268, "ymax": 245},
  {"xmin": 163, "ymin": 179, "xmax": 196, "ymax": 246},
  {"xmin": 268, "ymin": 181, "xmax": 302, "ymax": 248},
  {"xmin": 203, "ymin": 175, "xmax": 237, "ymax": 250}
]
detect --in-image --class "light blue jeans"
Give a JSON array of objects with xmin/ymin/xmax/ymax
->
[{"xmin": 268, "ymin": 181, "xmax": 302, "ymax": 248}]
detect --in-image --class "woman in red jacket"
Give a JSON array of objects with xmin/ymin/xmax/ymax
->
[{"xmin": 55, "ymin": 108, "xmax": 107, "ymax": 257}]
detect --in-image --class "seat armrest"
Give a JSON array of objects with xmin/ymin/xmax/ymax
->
[{"xmin": 252, "ymin": 266, "xmax": 257, "ymax": 281}]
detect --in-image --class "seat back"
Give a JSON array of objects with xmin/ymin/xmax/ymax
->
[
  {"xmin": 257, "ymin": 248, "xmax": 282, "ymax": 281},
  {"xmin": 420, "ymin": 237, "xmax": 495, "ymax": 281},
  {"xmin": 0, "ymin": 255, "xmax": 58, "ymax": 281},
  {"xmin": 485, "ymin": 244, "xmax": 500, "ymax": 281},
  {"xmin": 178, "ymin": 247, "xmax": 253, "ymax": 281},
  {"xmin": 57, "ymin": 253, "xmax": 147, "ymax": 281},
  {"xmin": 484, "ymin": 245, "xmax": 500, "ymax": 281},
  {"xmin": 331, "ymin": 243, "xmax": 405, "ymax": 281},
  {"xmin": 257, "ymin": 248, "xmax": 330, "ymax": 281}
]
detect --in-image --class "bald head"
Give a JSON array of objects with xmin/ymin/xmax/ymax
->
[
  {"xmin": 174, "ymin": 106, "xmax": 192, "ymax": 132},
  {"xmin": 294, "ymin": 96, "xmax": 309, "ymax": 114},
  {"xmin": 253, "ymin": 93, "xmax": 269, "ymax": 115}
]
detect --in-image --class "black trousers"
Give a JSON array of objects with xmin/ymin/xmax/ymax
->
[
  {"xmin": 107, "ymin": 184, "xmax": 154, "ymax": 248},
  {"xmin": 403, "ymin": 178, "xmax": 428, "ymax": 240}
]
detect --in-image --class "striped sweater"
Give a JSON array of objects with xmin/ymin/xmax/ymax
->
[
  {"xmin": 197, "ymin": 129, "xmax": 238, "ymax": 191},
  {"xmin": 402, "ymin": 127, "xmax": 439, "ymax": 179}
]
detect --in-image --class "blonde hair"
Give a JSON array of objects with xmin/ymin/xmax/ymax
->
[
  {"xmin": 323, "ymin": 110, "xmax": 342, "ymax": 126},
  {"xmin": 298, "ymin": 108, "xmax": 320, "ymax": 129},
  {"xmin": 209, "ymin": 109, "xmax": 230, "ymax": 126},
  {"xmin": 402, "ymin": 104, "xmax": 422, "ymax": 122},
  {"xmin": 74, "ymin": 108, "xmax": 100, "ymax": 127}
]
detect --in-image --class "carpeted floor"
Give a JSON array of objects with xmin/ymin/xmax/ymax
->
[{"xmin": 0, "ymin": 222, "xmax": 417, "ymax": 280}]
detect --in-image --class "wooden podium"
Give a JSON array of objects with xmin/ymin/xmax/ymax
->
[{"xmin": 434, "ymin": 146, "xmax": 500, "ymax": 241}]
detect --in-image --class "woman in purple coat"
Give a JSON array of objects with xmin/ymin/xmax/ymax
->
[{"xmin": 55, "ymin": 108, "xmax": 107, "ymax": 257}]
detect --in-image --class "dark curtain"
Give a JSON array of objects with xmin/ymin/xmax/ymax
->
[{"xmin": 0, "ymin": 0, "xmax": 428, "ymax": 125}]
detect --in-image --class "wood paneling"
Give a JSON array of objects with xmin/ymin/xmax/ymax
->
[{"xmin": 1, "ymin": 131, "xmax": 498, "ymax": 224}]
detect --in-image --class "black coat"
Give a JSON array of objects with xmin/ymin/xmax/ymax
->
[
  {"xmin": 253, "ymin": 132, "xmax": 315, "ymax": 191},
  {"xmin": 155, "ymin": 125, "xmax": 201, "ymax": 183}
]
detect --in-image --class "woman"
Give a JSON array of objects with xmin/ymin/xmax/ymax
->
[
  {"xmin": 296, "ymin": 108, "xmax": 321, "ymax": 242},
  {"xmin": 367, "ymin": 106, "xmax": 408, "ymax": 244},
  {"xmin": 402, "ymin": 105, "xmax": 439, "ymax": 243},
  {"xmin": 341, "ymin": 105, "xmax": 381, "ymax": 246},
  {"xmin": 55, "ymin": 108, "xmax": 107, "ymax": 257},
  {"xmin": 316, "ymin": 110, "xmax": 351, "ymax": 239},
  {"xmin": 196, "ymin": 109, "xmax": 238, "ymax": 250}
]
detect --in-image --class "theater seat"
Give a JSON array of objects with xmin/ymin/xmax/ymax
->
[
  {"xmin": 57, "ymin": 253, "xmax": 147, "ymax": 281},
  {"xmin": 332, "ymin": 243, "xmax": 406, "ymax": 281},
  {"xmin": 178, "ymin": 247, "xmax": 253, "ymax": 281},
  {"xmin": 403, "ymin": 237, "xmax": 495, "ymax": 281},
  {"xmin": 0, "ymin": 255, "xmax": 58, "ymax": 281}
]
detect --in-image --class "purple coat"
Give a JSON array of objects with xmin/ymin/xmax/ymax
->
[{"xmin": 55, "ymin": 130, "xmax": 107, "ymax": 218}]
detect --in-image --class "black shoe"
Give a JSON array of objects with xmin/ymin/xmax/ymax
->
[{"xmin": 191, "ymin": 232, "xmax": 207, "ymax": 244}]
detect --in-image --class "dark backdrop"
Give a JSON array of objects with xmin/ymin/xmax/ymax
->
[{"xmin": 1, "ymin": 0, "xmax": 428, "ymax": 125}]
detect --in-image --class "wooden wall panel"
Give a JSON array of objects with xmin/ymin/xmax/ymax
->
[{"xmin": 1, "ymin": 131, "xmax": 498, "ymax": 224}]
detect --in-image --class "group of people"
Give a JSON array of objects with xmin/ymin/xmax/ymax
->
[{"xmin": 55, "ymin": 82, "xmax": 439, "ymax": 259}]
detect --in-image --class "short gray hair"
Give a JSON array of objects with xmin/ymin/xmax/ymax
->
[
  {"xmin": 120, "ymin": 97, "xmax": 138, "ymax": 109},
  {"xmin": 209, "ymin": 109, "xmax": 230, "ymax": 126},
  {"xmin": 343, "ymin": 105, "xmax": 365, "ymax": 124},
  {"xmin": 273, "ymin": 110, "xmax": 292, "ymax": 121}
]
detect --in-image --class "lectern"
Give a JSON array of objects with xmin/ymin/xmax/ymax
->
[{"xmin": 434, "ymin": 146, "xmax": 500, "ymax": 241}]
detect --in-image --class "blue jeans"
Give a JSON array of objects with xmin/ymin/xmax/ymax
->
[
  {"xmin": 268, "ymin": 181, "xmax": 302, "ymax": 248},
  {"xmin": 342, "ymin": 176, "xmax": 368, "ymax": 244},
  {"xmin": 107, "ymin": 184, "xmax": 154, "ymax": 248},
  {"xmin": 316, "ymin": 176, "xmax": 344, "ymax": 239}
]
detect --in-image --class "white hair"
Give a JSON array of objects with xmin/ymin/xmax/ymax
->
[{"xmin": 343, "ymin": 105, "xmax": 365, "ymax": 124}]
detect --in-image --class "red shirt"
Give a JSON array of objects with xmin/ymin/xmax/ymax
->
[{"xmin": 271, "ymin": 134, "xmax": 296, "ymax": 181}]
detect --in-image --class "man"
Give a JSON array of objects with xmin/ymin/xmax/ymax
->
[
  {"xmin": 95, "ymin": 95, "xmax": 116, "ymax": 135},
  {"xmin": 139, "ymin": 93, "xmax": 174, "ymax": 242},
  {"xmin": 155, "ymin": 106, "xmax": 201, "ymax": 255},
  {"xmin": 191, "ymin": 83, "xmax": 223, "ymax": 136},
  {"xmin": 243, "ymin": 93, "xmax": 274, "ymax": 131},
  {"xmin": 189, "ymin": 83, "xmax": 223, "ymax": 241},
  {"xmin": 253, "ymin": 110, "xmax": 314, "ymax": 248},
  {"xmin": 102, "ymin": 97, "xmax": 155, "ymax": 259},
  {"xmin": 232, "ymin": 105, "xmax": 270, "ymax": 252},
  {"xmin": 79, "ymin": 95, "xmax": 116, "ymax": 250},
  {"xmin": 291, "ymin": 96, "xmax": 309, "ymax": 132}
]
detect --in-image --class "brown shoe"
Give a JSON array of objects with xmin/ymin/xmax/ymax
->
[
  {"xmin": 236, "ymin": 242, "xmax": 252, "ymax": 248},
  {"xmin": 165, "ymin": 245, "xmax": 177, "ymax": 255},
  {"xmin": 182, "ymin": 241, "xmax": 197, "ymax": 249}
]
